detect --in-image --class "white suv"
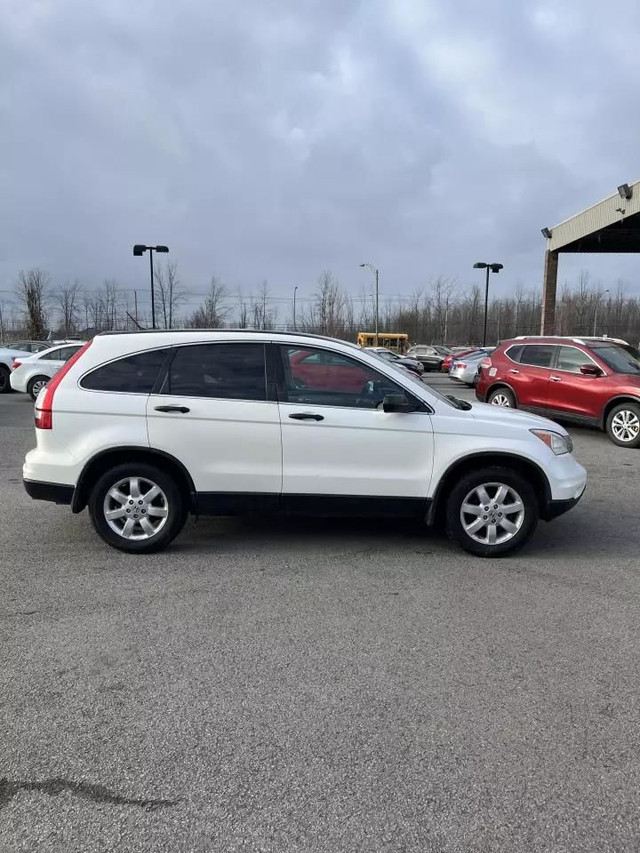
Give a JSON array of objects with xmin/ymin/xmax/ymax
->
[{"xmin": 22, "ymin": 331, "xmax": 587, "ymax": 557}]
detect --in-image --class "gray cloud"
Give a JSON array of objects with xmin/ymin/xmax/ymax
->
[{"xmin": 2, "ymin": 0, "xmax": 639, "ymax": 309}]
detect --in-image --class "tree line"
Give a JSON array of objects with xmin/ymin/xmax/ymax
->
[{"xmin": 2, "ymin": 265, "xmax": 639, "ymax": 348}]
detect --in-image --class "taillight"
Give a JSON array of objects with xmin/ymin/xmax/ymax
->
[
  {"xmin": 35, "ymin": 340, "xmax": 93, "ymax": 430},
  {"xmin": 480, "ymin": 357, "xmax": 492, "ymax": 368},
  {"xmin": 457, "ymin": 363, "xmax": 467, "ymax": 369},
  {"xmin": 12, "ymin": 360, "xmax": 21, "ymax": 370}
]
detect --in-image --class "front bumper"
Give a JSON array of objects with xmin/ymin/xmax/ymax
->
[{"xmin": 543, "ymin": 490, "xmax": 585, "ymax": 521}]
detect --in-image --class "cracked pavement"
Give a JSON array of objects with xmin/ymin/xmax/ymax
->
[{"xmin": 2, "ymin": 385, "xmax": 640, "ymax": 852}]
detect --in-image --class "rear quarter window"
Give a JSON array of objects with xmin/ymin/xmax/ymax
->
[
  {"xmin": 81, "ymin": 349, "xmax": 170, "ymax": 393},
  {"xmin": 504, "ymin": 345, "xmax": 523, "ymax": 363}
]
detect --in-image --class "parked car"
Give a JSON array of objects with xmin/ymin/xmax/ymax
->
[
  {"xmin": 449, "ymin": 349, "xmax": 495, "ymax": 387},
  {"xmin": 365, "ymin": 347, "xmax": 424, "ymax": 376},
  {"xmin": 23, "ymin": 330, "xmax": 586, "ymax": 558},
  {"xmin": 406, "ymin": 345, "xmax": 444, "ymax": 372},
  {"xmin": 0, "ymin": 340, "xmax": 49, "ymax": 354},
  {"xmin": 10, "ymin": 342, "xmax": 87, "ymax": 400},
  {"xmin": 476, "ymin": 336, "xmax": 640, "ymax": 447},
  {"xmin": 441, "ymin": 348, "xmax": 477, "ymax": 372},
  {"xmin": 0, "ymin": 345, "xmax": 31, "ymax": 393}
]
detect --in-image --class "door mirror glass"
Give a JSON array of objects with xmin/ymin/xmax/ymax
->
[
  {"xmin": 382, "ymin": 394, "xmax": 414, "ymax": 413},
  {"xmin": 579, "ymin": 364, "xmax": 602, "ymax": 376}
]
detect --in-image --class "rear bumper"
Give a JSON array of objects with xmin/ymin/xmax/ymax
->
[{"xmin": 24, "ymin": 479, "xmax": 74, "ymax": 505}]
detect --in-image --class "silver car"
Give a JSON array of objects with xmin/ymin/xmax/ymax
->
[{"xmin": 449, "ymin": 348, "xmax": 494, "ymax": 386}]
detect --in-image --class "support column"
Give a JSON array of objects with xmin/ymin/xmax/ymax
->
[{"xmin": 541, "ymin": 249, "xmax": 558, "ymax": 335}]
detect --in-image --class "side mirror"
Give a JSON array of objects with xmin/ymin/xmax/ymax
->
[
  {"xmin": 383, "ymin": 394, "xmax": 415, "ymax": 413},
  {"xmin": 579, "ymin": 364, "xmax": 603, "ymax": 376}
]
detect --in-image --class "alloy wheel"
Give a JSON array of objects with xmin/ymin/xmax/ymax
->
[
  {"xmin": 611, "ymin": 409, "xmax": 640, "ymax": 443},
  {"xmin": 491, "ymin": 393, "xmax": 511, "ymax": 407},
  {"xmin": 460, "ymin": 482, "xmax": 525, "ymax": 546},
  {"xmin": 103, "ymin": 476, "xmax": 169, "ymax": 540}
]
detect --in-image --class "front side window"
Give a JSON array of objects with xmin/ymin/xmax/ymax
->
[
  {"xmin": 163, "ymin": 343, "xmax": 267, "ymax": 400},
  {"xmin": 556, "ymin": 346, "xmax": 592, "ymax": 373},
  {"xmin": 82, "ymin": 349, "xmax": 170, "ymax": 393},
  {"xmin": 519, "ymin": 345, "xmax": 555, "ymax": 368},
  {"xmin": 282, "ymin": 346, "xmax": 410, "ymax": 409}
]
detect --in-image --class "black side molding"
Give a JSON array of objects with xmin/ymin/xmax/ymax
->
[{"xmin": 24, "ymin": 480, "xmax": 74, "ymax": 505}]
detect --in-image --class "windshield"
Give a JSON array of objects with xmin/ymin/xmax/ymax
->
[{"xmin": 595, "ymin": 345, "xmax": 640, "ymax": 375}]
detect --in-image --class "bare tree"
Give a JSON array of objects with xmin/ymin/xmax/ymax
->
[
  {"xmin": 56, "ymin": 281, "xmax": 82, "ymax": 337},
  {"xmin": 189, "ymin": 277, "xmax": 229, "ymax": 328},
  {"xmin": 155, "ymin": 261, "xmax": 185, "ymax": 329},
  {"xmin": 17, "ymin": 269, "xmax": 50, "ymax": 339}
]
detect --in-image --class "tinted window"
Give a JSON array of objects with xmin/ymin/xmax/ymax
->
[
  {"xmin": 594, "ymin": 345, "xmax": 640, "ymax": 375},
  {"xmin": 505, "ymin": 346, "xmax": 522, "ymax": 362},
  {"xmin": 83, "ymin": 349, "xmax": 170, "ymax": 393},
  {"xmin": 556, "ymin": 346, "xmax": 591, "ymax": 372},
  {"xmin": 283, "ymin": 346, "xmax": 408, "ymax": 409},
  {"xmin": 164, "ymin": 343, "xmax": 267, "ymax": 400},
  {"xmin": 57, "ymin": 346, "xmax": 82, "ymax": 361},
  {"xmin": 519, "ymin": 345, "xmax": 554, "ymax": 368}
]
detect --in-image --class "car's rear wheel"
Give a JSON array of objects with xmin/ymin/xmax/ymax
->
[
  {"xmin": 27, "ymin": 375, "xmax": 50, "ymax": 401},
  {"xmin": 488, "ymin": 387, "xmax": 516, "ymax": 408},
  {"xmin": 445, "ymin": 467, "xmax": 538, "ymax": 557},
  {"xmin": 89, "ymin": 462, "xmax": 187, "ymax": 553},
  {"xmin": 0, "ymin": 365, "xmax": 10, "ymax": 394},
  {"xmin": 606, "ymin": 402, "xmax": 640, "ymax": 448}
]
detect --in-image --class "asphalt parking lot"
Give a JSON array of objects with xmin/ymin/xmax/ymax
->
[{"xmin": 2, "ymin": 378, "xmax": 640, "ymax": 852}]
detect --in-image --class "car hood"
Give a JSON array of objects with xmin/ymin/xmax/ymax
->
[{"xmin": 467, "ymin": 401, "xmax": 570, "ymax": 434}]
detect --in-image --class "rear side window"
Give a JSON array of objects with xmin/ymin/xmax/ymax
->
[
  {"xmin": 82, "ymin": 349, "xmax": 169, "ymax": 393},
  {"xmin": 505, "ymin": 345, "xmax": 523, "ymax": 363},
  {"xmin": 519, "ymin": 345, "xmax": 554, "ymax": 368},
  {"xmin": 162, "ymin": 343, "xmax": 267, "ymax": 400}
]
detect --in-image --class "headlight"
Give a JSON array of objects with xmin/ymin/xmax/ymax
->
[{"xmin": 530, "ymin": 429, "xmax": 573, "ymax": 455}]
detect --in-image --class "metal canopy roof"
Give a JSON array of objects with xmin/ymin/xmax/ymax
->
[{"xmin": 545, "ymin": 180, "xmax": 640, "ymax": 253}]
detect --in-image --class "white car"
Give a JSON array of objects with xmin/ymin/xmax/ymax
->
[
  {"xmin": 22, "ymin": 331, "xmax": 587, "ymax": 557},
  {"xmin": 10, "ymin": 342, "xmax": 87, "ymax": 400},
  {"xmin": 0, "ymin": 346, "xmax": 33, "ymax": 393}
]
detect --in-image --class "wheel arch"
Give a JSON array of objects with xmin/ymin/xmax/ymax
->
[
  {"xmin": 484, "ymin": 381, "xmax": 518, "ymax": 404},
  {"xmin": 72, "ymin": 446, "xmax": 196, "ymax": 514},
  {"xmin": 426, "ymin": 452, "xmax": 551, "ymax": 527},
  {"xmin": 600, "ymin": 395, "xmax": 640, "ymax": 429}
]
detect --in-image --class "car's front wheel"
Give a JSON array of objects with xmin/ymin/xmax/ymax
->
[
  {"xmin": 88, "ymin": 463, "xmax": 187, "ymax": 553},
  {"xmin": 27, "ymin": 375, "xmax": 50, "ymax": 401},
  {"xmin": 606, "ymin": 401, "xmax": 640, "ymax": 448},
  {"xmin": 445, "ymin": 467, "xmax": 538, "ymax": 557}
]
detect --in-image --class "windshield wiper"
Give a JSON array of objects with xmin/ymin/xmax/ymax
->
[{"xmin": 445, "ymin": 394, "xmax": 472, "ymax": 411}]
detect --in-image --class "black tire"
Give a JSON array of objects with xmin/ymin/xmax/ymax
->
[
  {"xmin": 88, "ymin": 462, "xmax": 187, "ymax": 553},
  {"xmin": 488, "ymin": 387, "xmax": 516, "ymax": 408},
  {"xmin": 27, "ymin": 375, "xmax": 50, "ymax": 401},
  {"xmin": 0, "ymin": 365, "xmax": 10, "ymax": 394},
  {"xmin": 445, "ymin": 466, "xmax": 539, "ymax": 557},
  {"xmin": 605, "ymin": 401, "xmax": 640, "ymax": 448}
]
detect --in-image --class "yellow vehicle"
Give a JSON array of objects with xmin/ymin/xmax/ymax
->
[{"xmin": 356, "ymin": 332, "xmax": 408, "ymax": 353}]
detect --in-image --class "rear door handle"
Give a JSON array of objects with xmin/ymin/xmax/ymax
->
[
  {"xmin": 508, "ymin": 369, "xmax": 520, "ymax": 374},
  {"xmin": 154, "ymin": 405, "xmax": 190, "ymax": 413},
  {"xmin": 289, "ymin": 412, "xmax": 324, "ymax": 421},
  {"xmin": 550, "ymin": 376, "xmax": 562, "ymax": 382}
]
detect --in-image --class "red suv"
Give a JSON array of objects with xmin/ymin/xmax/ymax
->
[{"xmin": 475, "ymin": 336, "xmax": 640, "ymax": 447}]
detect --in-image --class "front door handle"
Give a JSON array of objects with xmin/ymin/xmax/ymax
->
[
  {"xmin": 154, "ymin": 405, "xmax": 190, "ymax": 413},
  {"xmin": 550, "ymin": 376, "xmax": 562, "ymax": 382},
  {"xmin": 289, "ymin": 412, "xmax": 324, "ymax": 421}
]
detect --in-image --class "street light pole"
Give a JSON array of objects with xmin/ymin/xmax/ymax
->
[
  {"xmin": 360, "ymin": 263, "xmax": 379, "ymax": 346},
  {"xmin": 133, "ymin": 244, "xmax": 169, "ymax": 330},
  {"xmin": 473, "ymin": 262, "xmax": 503, "ymax": 346},
  {"xmin": 593, "ymin": 289, "xmax": 610, "ymax": 336},
  {"xmin": 293, "ymin": 286, "xmax": 298, "ymax": 331}
]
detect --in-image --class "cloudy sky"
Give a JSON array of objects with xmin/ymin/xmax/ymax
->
[{"xmin": 2, "ymin": 0, "xmax": 640, "ymax": 311}]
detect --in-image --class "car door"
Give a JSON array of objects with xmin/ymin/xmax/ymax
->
[
  {"xmin": 147, "ymin": 342, "xmax": 282, "ymax": 498},
  {"xmin": 276, "ymin": 344, "xmax": 434, "ymax": 506},
  {"xmin": 508, "ymin": 344, "xmax": 555, "ymax": 409},
  {"xmin": 546, "ymin": 345, "xmax": 605, "ymax": 420}
]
